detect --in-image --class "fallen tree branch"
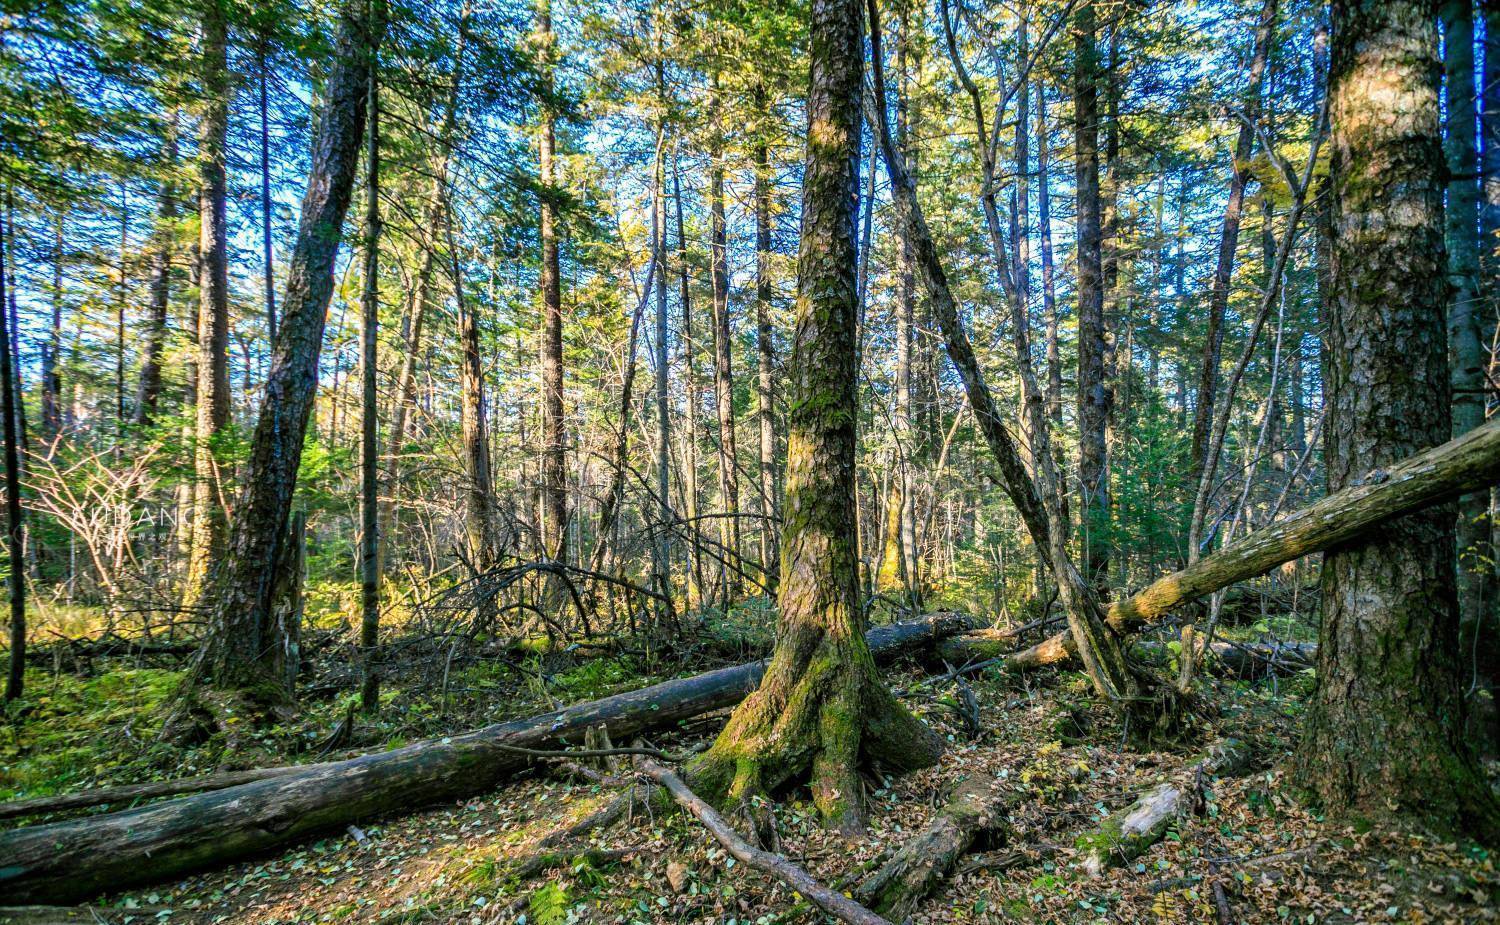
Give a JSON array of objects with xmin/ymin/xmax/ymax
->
[
  {"xmin": 854, "ymin": 773, "xmax": 1025, "ymax": 918},
  {"xmin": 1011, "ymin": 418, "xmax": 1500, "ymax": 671},
  {"xmin": 1075, "ymin": 739, "xmax": 1252, "ymax": 876},
  {"xmin": 635, "ymin": 758, "xmax": 894, "ymax": 925},
  {"xmin": 0, "ymin": 612, "xmax": 975, "ymax": 905}
]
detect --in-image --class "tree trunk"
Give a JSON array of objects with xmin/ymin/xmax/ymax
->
[
  {"xmin": 1073, "ymin": 0, "xmax": 1110, "ymax": 585},
  {"xmin": 40, "ymin": 218, "xmax": 62, "ymax": 436},
  {"xmin": 652, "ymin": 110, "xmax": 673, "ymax": 619},
  {"xmin": 183, "ymin": 0, "xmax": 233, "ymax": 610},
  {"xmin": 753, "ymin": 84, "xmax": 779, "ymax": 590},
  {"xmin": 193, "ymin": 0, "xmax": 383, "ymax": 704},
  {"xmin": 878, "ymin": 16, "xmax": 918, "ymax": 606},
  {"xmin": 259, "ymin": 42, "xmax": 277, "ymax": 344},
  {"xmin": 1190, "ymin": 0, "xmax": 1277, "ymax": 482},
  {"xmin": 382, "ymin": 13, "xmax": 466, "ymax": 573},
  {"xmin": 0, "ymin": 208, "xmax": 23, "ymax": 701},
  {"xmin": 686, "ymin": 0, "xmax": 942, "ymax": 834},
  {"xmin": 134, "ymin": 118, "xmax": 177, "ymax": 427},
  {"xmin": 920, "ymin": 0, "xmax": 1150, "ymax": 731},
  {"xmin": 0, "ymin": 614, "xmax": 971, "ymax": 905},
  {"xmin": 1443, "ymin": 0, "xmax": 1495, "ymax": 736},
  {"xmin": 538, "ymin": 0, "xmax": 567, "ymax": 562},
  {"xmin": 709, "ymin": 74, "xmax": 740, "ymax": 601},
  {"xmin": 358, "ymin": 58, "xmax": 381, "ymax": 714},
  {"xmin": 675, "ymin": 154, "xmax": 706, "ymax": 607},
  {"xmin": 450, "ymin": 185, "xmax": 498, "ymax": 597},
  {"xmin": 1293, "ymin": 0, "xmax": 1500, "ymax": 841}
]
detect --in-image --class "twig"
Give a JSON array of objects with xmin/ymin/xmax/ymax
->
[{"xmin": 635, "ymin": 758, "xmax": 895, "ymax": 925}]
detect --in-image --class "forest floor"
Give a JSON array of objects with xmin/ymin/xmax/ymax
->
[{"xmin": 2, "ymin": 612, "xmax": 1497, "ymax": 925}]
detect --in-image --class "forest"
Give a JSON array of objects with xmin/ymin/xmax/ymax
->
[{"xmin": 0, "ymin": 0, "xmax": 1498, "ymax": 921}]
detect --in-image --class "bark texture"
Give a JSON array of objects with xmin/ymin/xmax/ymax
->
[{"xmin": 1293, "ymin": 0, "xmax": 1500, "ymax": 840}]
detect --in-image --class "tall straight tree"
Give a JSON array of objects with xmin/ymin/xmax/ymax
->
[
  {"xmin": 1073, "ymin": 0, "xmax": 1109, "ymax": 583},
  {"xmin": 1442, "ymin": 0, "xmax": 1492, "ymax": 718},
  {"xmin": 537, "ymin": 0, "xmax": 567, "ymax": 562},
  {"xmin": 183, "ymin": 0, "xmax": 232, "ymax": 609},
  {"xmin": 1294, "ymin": 0, "xmax": 1500, "ymax": 840},
  {"xmin": 358, "ymin": 48, "xmax": 381, "ymax": 714},
  {"xmin": 193, "ymin": 0, "xmax": 384, "ymax": 706},
  {"xmin": 708, "ymin": 73, "xmax": 740, "ymax": 601},
  {"xmin": 686, "ymin": 0, "xmax": 941, "ymax": 832},
  {"xmin": 877, "ymin": 4, "xmax": 919, "ymax": 605},
  {"xmin": 0, "ymin": 210, "xmax": 22, "ymax": 701},
  {"xmin": 752, "ymin": 82, "xmax": 779, "ymax": 588}
]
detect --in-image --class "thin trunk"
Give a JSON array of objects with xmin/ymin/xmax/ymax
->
[
  {"xmin": 709, "ymin": 73, "xmax": 740, "ymax": 601},
  {"xmin": 359, "ymin": 57, "xmax": 381, "ymax": 714},
  {"xmin": 115, "ymin": 188, "xmax": 127, "ymax": 429},
  {"xmin": 885, "ymin": 0, "xmax": 1150, "ymax": 734},
  {"xmin": 41, "ymin": 217, "xmax": 62, "ymax": 435},
  {"xmin": 135, "ymin": 118, "xmax": 178, "ymax": 427},
  {"xmin": 1037, "ymin": 83, "xmax": 1061, "ymax": 433},
  {"xmin": 753, "ymin": 84, "xmax": 779, "ymax": 590},
  {"xmin": 259, "ymin": 41, "xmax": 277, "ymax": 343},
  {"xmin": 653, "ymin": 121, "xmax": 672, "ymax": 619},
  {"xmin": 674, "ymin": 153, "xmax": 705, "ymax": 606},
  {"xmin": 184, "ymin": 0, "xmax": 233, "ymax": 608},
  {"xmin": 538, "ymin": 0, "xmax": 567, "ymax": 562},
  {"xmin": 0, "ymin": 208, "xmax": 22, "ymax": 701},
  {"xmin": 451, "ymin": 190, "xmax": 497, "ymax": 589},
  {"xmin": 382, "ymin": 10, "xmax": 467, "ymax": 571},
  {"xmin": 1443, "ymin": 0, "xmax": 1493, "ymax": 703}
]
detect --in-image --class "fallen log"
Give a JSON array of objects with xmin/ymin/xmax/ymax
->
[
  {"xmin": 0, "ymin": 612, "xmax": 973, "ymax": 905},
  {"xmin": 637, "ymin": 758, "xmax": 893, "ymax": 925},
  {"xmin": 0, "ymin": 765, "xmax": 327, "ymax": 823},
  {"xmin": 854, "ymin": 773, "xmax": 1024, "ymax": 918},
  {"xmin": 1011, "ymin": 418, "xmax": 1500, "ymax": 671},
  {"xmin": 1075, "ymin": 739, "xmax": 1251, "ymax": 876}
]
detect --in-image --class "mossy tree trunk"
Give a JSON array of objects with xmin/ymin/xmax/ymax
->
[
  {"xmin": 1293, "ymin": 0, "xmax": 1500, "ymax": 841},
  {"xmin": 686, "ymin": 0, "xmax": 942, "ymax": 833}
]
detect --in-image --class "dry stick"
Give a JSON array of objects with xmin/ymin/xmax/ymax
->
[
  {"xmin": 635, "ymin": 758, "xmax": 894, "ymax": 925},
  {"xmin": 1009, "ymin": 416, "xmax": 1500, "ymax": 671}
]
